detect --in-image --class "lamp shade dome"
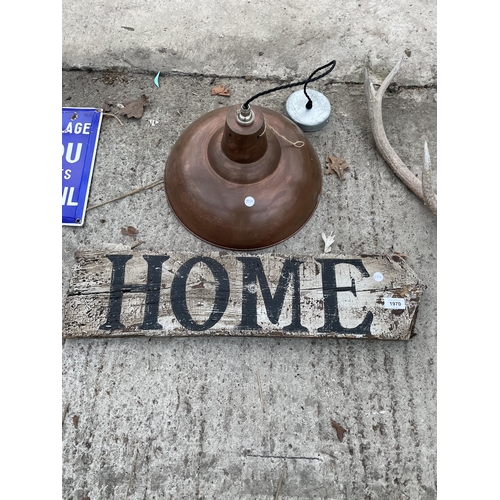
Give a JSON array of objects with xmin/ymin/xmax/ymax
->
[{"xmin": 164, "ymin": 104, "xmax": 322, "ymax": 250}]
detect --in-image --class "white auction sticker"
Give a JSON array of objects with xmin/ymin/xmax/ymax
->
[
  {"xmin": 373, "ymin": 272, "xmax": 384, "ymax": 282},
  {"xmin": 383, "ymin": 297, "xmax": 406, "ymax": 310},
  {"xmin": 244, "ymin": 196, "xmax": 255, "ymax": 207}
]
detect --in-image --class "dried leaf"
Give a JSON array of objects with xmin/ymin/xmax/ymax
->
[
  {"xmin": 121, "ymin": 226, "xmax": 138, "ymax": 240},
  {"xmin": 325, "ymin": 155, "xmax": 349, "ymax": 180},
  {"xmin": 211, "ymin": 84, "xmax": 230, "ymax": 97},
  {"xmin": 321, "ymin": 231, "xmax": 335, "ymax": 253},
  {"xmin": 331, "ymin": 419, "xmax": 346, "ymax": 442},
  {"xmin": 116, "ymin": 95, "xmax": 149, "ymax": 119},
  {"xmin": 73, "ymin": 415, "xmax": 79, "ymax": 429}
]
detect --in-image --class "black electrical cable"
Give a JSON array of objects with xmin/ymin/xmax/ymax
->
[{"xmin": 242, "ymin": 59, "xmax": 336, "ymax": 110}]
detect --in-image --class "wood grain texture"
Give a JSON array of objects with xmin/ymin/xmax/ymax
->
[{"xmin": 63, "ymin": 251, "xmax": 424, "ymax": 340}]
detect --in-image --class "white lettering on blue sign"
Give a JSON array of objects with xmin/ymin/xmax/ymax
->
[
  {"xmin": 63, "ymin": 122, "xmax": 91, "ymax": 134},
  {"xmin": 62, "ymin": 108, "xmax": 103, "ymax": 226},
  {"xmin": 62, "ymin": 143, "xmax": 83, "ymax": 164},
  {"xmin": 62, "ymin": 187, "xmax": 79, "ymax": 206}
]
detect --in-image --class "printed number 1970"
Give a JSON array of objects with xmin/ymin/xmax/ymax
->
[{"xmin": 383, "ymin": 297, "xmax": 406, "ymax": 310}]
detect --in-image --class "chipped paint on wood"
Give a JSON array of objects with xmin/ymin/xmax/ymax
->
[{"xmin": 62, "ymin": 252, "xmax": 424, "ymax": 340}]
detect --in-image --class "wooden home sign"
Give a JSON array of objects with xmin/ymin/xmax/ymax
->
[{"xmin": 63, "ymin": 251, "xmax": 425, "ymax": 340}]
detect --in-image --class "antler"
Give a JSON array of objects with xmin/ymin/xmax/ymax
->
[{"xmin": 364, "ymin": 57, "xmax": 437, "ymax": 216}]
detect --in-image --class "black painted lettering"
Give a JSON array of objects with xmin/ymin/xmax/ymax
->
[
  {"xmin": 99, "ymin": 254, "xmax": 169, "ymax": 331},
  {"xmin": 316, "ymin": 259, "xmax": 374, "ymax": 335},
  {"xmin": 237, "ymin": 257, "xmax": 307, "ymax": 332},
  {"xmin": 170, "ymin": 257, "xmax": 230, "ymax": 331}
]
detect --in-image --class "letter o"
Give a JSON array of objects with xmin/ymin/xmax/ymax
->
[{"xmin": 170, "ymin": 257, "xmax": 230, "ymax": 331}]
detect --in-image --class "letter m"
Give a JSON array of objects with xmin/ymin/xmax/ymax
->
[{"xmin": 236, "ymin": 257, "xmax": 307, "ymax": 332}]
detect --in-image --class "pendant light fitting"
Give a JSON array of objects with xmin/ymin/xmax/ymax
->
[{"xmin": 164, "ymin": 60, "xmax": 337, "ymax": 250}]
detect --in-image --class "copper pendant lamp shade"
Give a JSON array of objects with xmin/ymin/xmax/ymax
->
[{"xmin": 164, "ymin": 103, "xmax": 322, "ymax": 250}]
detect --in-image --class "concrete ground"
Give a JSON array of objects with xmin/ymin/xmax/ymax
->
[{"xmin": 62, "ymin": 0, "xmax": 437, "ymax": 498}]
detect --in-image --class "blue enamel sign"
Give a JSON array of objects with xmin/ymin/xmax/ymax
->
[{"xmin": 62, "ymin": 108, "xmax": 103, "ymax": 226}]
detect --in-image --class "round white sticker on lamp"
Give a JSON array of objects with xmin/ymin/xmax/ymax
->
[
  {"xmin": 244, "ymin": 196, "xmax": 255, "ymax": 207},
  {"xmin": 373, "ymin": 272, "xmax": 384, "ymax": 282}
]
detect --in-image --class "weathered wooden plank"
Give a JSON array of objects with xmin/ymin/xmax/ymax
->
[{"xmin": 62, "ymin": 251, "xmax": 425, "ymax": 340}]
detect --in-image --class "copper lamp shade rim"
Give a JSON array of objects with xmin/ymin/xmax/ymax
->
[{"xmin": 164, "ymin": 183, "xmax": 322, "ymax": 251}]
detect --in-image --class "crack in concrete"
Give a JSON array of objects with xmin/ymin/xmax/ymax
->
[{"xmin": 61, "ymin": 68, "xmax": 437, "ymax": 90}]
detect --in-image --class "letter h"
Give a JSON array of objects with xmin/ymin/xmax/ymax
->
[{"xmin": 99, "ymin": 254, "xmax": 169, "ymax": 331}]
